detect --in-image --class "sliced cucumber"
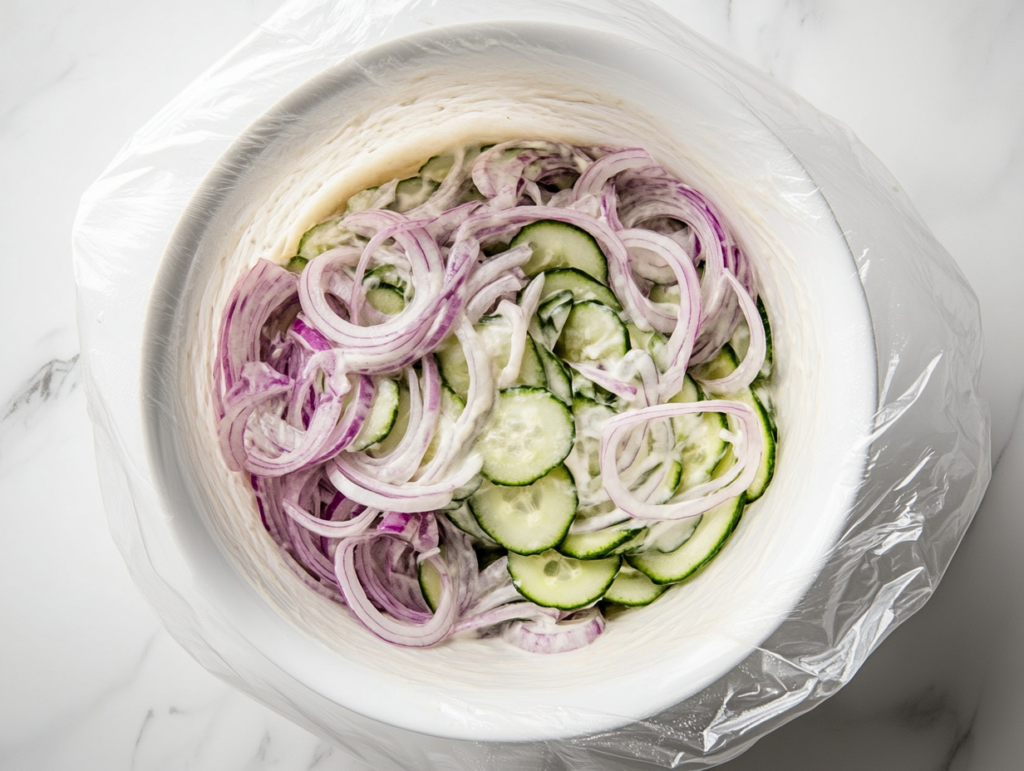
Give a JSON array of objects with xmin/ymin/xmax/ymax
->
[
  {"xmin": 603, "ymin": 565, "xmax": 666, "ymax": 606},
  {"xmin": 539, "ymin": 268, "xmax": 621, "ymax": 310},
  {"xmin": 668, "ymin": 375, "xmax": 729, "ymax": 493},
  {"xmin": 627, "ymin": 496, "xmax": 744, "ymax": 584},
  {"xmin": 475, "ymin": 315, "xmax": 547, "ymax": 389},
  {"xmin": 511, "ymin": 221, "xmax": 609, "ymax": 285},
  {"xmin": 649, "ymin": 283, "xmax": 680, "ymax": 304},
  {"xmin": 365, "ymin": 285, "xmax": 405, "ymax": 315},
  {"xmin": 526, "ymin": 336, "xmax": 570, "ymax": 406},
  {"xmin": 536, "ymin": 290, "xmax": 574, "ymax": 349},
  {"xmin": 444, "ymin": 502, "xmax": 496, "ymax": 543},
  {"xmin": 345, "ymin": 186, "xmax": 381, "ymax": 214},
  {"xmin": 285, "ymin": 256, "xmax": 307, "ymax": 273},
  {"xmin": 435, "ymin": 334, "xmax": 471, "ymax": 398},
  {"xmin": 571, "ymin": 396, "xmax": 616, "ymax": 478},
  {"xmin": 559, "ymin": 521, "xmax": 643, "ymax": 560},
  {"xmin": 349, "ymin": 378, "xmax": 401, "ymax": 452},
  {"xmin": 555, "ymin": 301, "xmax": 630, "ymax": 364},
  {"xmin": 419, "ymin": 153, "xmax": 455, "ymax": 183},
  {"xmin": 469, "ymin": 465, "xmax": 577, "ymax": 555},
  {"xmin": 644, "ymin": 516, "xmax": 701, "ymax": 553},
  {"xmin": 475, "ymin": 387, "xmax": 575, "ymax": 486},
  {"xmin": 508, "ymin": 550, "xmax": 621, "ymax": 610},
  {"xmin": 297, "ymin": 217, "xmax": 346, "ymax": 259},
  {"xmin": 697, "ymin": 345, "xmax": 776, "ymax": 501},
  {"xmin": 418, "ymin": 559, "xmax": 443, "ymax": 612},
  {"xmin": 626, "ymin": 323, "xmax": 669, "ymax": 371},
  {"xmin": 366, "ymin": 380, "xmax": 410, "ymax": 456},
  {"xmin": 389, "ymin": 176, "xmax": 440, "ymax": 212},
  {"xmin": 441, "ymin": 384, "xmax": 465, "ymax": 419}
]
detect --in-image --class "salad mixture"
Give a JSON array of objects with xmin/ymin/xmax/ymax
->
[{"xmin": 215, "ymin": 141, "xmax": 776, "ymax": 653}]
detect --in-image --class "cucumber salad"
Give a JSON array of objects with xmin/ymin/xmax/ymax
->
[{"xmin": 216, "ymin": 141, "xmax": 776, "ymax": 653}]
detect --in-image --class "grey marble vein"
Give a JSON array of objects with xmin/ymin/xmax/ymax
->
[{"xmin": 1, "ymin": 355, "xmax": 80, "ymax": 423}]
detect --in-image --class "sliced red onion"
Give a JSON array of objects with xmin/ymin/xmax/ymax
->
[
  {"xmin": 695, "ymin": 273, "xmax": 767, "ymax": 394},
  {"xmin": 503, "ymin": 608, "xmax": 606, "ymax": 654},
  {"xmin": 600, "ymin": 400, "xmax": 764, "ymax": 520},
  {"xmin": 335, "ymin": 532, "xmax": 455, "ymax": 647},
  {"xmin": 573, "ymin": 147, "xmax": 653, "ymax": 200}
]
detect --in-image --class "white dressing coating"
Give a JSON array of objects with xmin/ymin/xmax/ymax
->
[{"xmin": 175, "ymin": 35, "xmax": 874, "ymax": 741}]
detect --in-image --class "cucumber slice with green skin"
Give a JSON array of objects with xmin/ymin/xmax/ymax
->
[
  {"xmin": 697, "ymin": 346, "xmax": 777, "ymax": 501},
  {"xmin": 444, "ymin": 502, "xmax": 497, "ymax": 543},
  {"xmin": 419, "ymin": 153, "xmax": 455, "ymax": 183},
  {"xmin": 365, "ymin": 285, "xmax": 405, "ymax": 315},
  {"xmin": 559, "ymin": 522, "xmax": 644, "ymax": 560},
  {"xmin": 603, "ymin": 565, "xmax": 666, "ymax": 606},
  {"xmin": 366, "ymin": 381, "xmax": 410, "ymax": 456},
  {"xmin": 297, "ymin": 217, "xmax": 347, "ymax": 259},
  {"xmin": 626, "ymin": 323, "xmax": 669, "ymax": 371},
  {"xmin": 286, "ymin": 256, "xmax": 307, "ymax": 273},
  {"xmin": 555, "ymin": 301, "xmax": 630, "ymax": 364},
  {"xmin": 627, "ymin": 495, "xmax": 745, "ymax": 585},
  {"xmin": 536, "ymin": 290, "xmax": 574, "ymax": 349},
  {"xmin": 476, "ymin": 315, "xmax": 547, "ymax": 389},
  {"xmin": 668, "ymin": 375, "xmax": 729, "ymax": 493},
  {"xmin": 349, "ymin": 378, "xmax": 401, "ymax": 452},
  {"xmin": 571, "ymin": 396, "xmax": 616, "ymax": 477},
  {"xmin": 649, "ymin": 283, "xmax": 680, "ymax": 304},
  {"xmin": 508, "ymin": 550, "xmax": 621, "ymax": 610},
  {"xmin": 537, "ymin": 290, "xmax": 574, "ymax": 323},
  {"xmin": 475, "ymin": 387, "xmax": 575, "ymax": 486},
  {"xmin": 532, "ymin": 336, "xmax": 572, "ymax": 406},
  {"xmin": 511, "ymin": 221, "xmax": 609, "ymax": 285},
  {"xmin": 469, "ymin": 465, "xmax": 577, "ymax": 555},
  {"xmin": 418, "ymin": 559, "xmax": 443, "ymax": 612},
  {"xmin": 345, "ymin": 186, "xmax": 380, "ymax": 214},
  {"xmin": 363, "ymin": 264, "xmax": 408, "ymax": 293},
  {"xmin": 728, "ymin": 297, "xmax": 773, "ymax": 379},
  {"xmin": 643, "ymin": 516, "xmax": 701, "ymax": 553},
  {"xmin": 441, "ymin": 384, "xmax": 465, "ymax": 419},
  {"xmin": 435, "ymin": 334, "xmax": 471, "ymax": 398},
  {"xmin": 389, "ymin": 176, "xmax": 440, "ymax": 212},
  {"xmin": 538, "ymin": 268, "xmax": 621, "ymax": 311}
]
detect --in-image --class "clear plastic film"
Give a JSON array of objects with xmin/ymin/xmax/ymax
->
[{"xmin": 73, "ymin": 0, "xmax": 990, "ymax": 768}]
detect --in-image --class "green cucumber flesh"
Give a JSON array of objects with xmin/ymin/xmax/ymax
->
[
  {"xmin": 698, "ymin": 346, "xmax": 776, "ymax": 501},
  {"xmin": 365, "ymin": 286, "xmax": 405, "ymax": 315},
  {"xmin": 436, "ymin": 334, "xmax": 471, "ymax": 399},
  {"xmin": 366, "ymin": 381, "xmax": 410, "ymax": 456},
  {"xmin": 539, "ymin": 268, "xmax": 621, "ymax": 310},
  {"xmin": 418, "ymin": 559, "xmax": 443, "ymax": 612},
  {"xmin": 532, "ymin": 335, "xmax": 572, "ymax": 406},
  {"xmin": 603, "ymin": 565, "xmax": 666, "ymax": 606},
  {"xmin": 511, "ymin": 220, "xmax": 609, "ymax": 285},
  {"xmin": 668, "ymin": 375, "xmax": 729, "ymax": 493},
  {"xmin": 349, "ymin": 379, "xmax": 401, "ymax": 452},
  {"xmin": 297, "ymin": 217, "xmax": 346, "ymax": 259},
  {"xmin": 559, "ymin": 521, "xmax": 644, "ymax": 560},
  {"xmin": 508, "ymin": 550, "xmax": 621, "ymax": 610},
  {"xmin": 389, "ymin": 176, "xmax": 440, "ymax": 212},
  {"xmin": 649, "ymin": 283, "xmax": 680, "ymax": 304},
  {"xmin": 627, "ymin": 496, "xmax": 744, "ymax": 584},
  {"xmin": 555, "ymin": 301, "xmax": 630, "ymax": 364},
  {"xmin": 475, "ymin": 387, "xmax": 575, "ymax": 486},
  {"xmin": 444, "ymin": 502, "xmax": 497, "ymax": 543},
  {"xmin": 469, "ymin": 465, "xmax": 577, "ymax": 555},
  {"xmin": 626, "ymin": 323, "xmax": 670, "ymax": 371}
]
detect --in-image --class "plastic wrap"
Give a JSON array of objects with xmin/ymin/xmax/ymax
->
[{"xmin": 73, "ymin": 0, "xmax": 990, "ymax": 767}]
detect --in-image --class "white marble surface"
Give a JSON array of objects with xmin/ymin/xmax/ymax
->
[{"xmin": 1, "ymin": 1, "xmax": 1021, "ymax": 768}]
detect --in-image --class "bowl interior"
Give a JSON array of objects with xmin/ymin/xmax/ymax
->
[{"xmin": 144, "ymin": 22, "xmax": 876, "ymax": 741}]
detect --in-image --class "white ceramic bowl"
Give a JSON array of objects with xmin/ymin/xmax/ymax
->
[{"xmin": 144, "ymin": 22, "xmax": 875, "ymax": 742}]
